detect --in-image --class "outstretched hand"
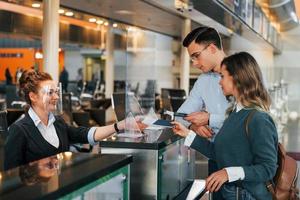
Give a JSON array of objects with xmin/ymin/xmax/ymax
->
[
  {"xmin": 184, "ymin": 111, "xmax": 209, "ymax": 126},
  {"xmin": 171, "ymin": 121, "xmax": 190, "ymax": 137},
  {"xmin": 136, "ymin": 121, "xmax": 148, "ymax": 130},
  {"xmin": 117, "ymin": 120, "xmax": 148, "ymax": 131}
]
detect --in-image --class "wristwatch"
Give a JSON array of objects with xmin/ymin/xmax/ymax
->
[{"xmin": 114, "ymin": 122, "xmax": 120, "ymax": 133}]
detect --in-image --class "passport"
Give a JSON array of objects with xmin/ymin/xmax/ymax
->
[{"xmin": 153, "ymin": 119, "xmax": 173, "ymax": 127}]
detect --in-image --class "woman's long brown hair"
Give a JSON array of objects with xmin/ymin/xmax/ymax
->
[{"xmin": 221, "ymin": 52, "xmax": 271, "ymax": 113}]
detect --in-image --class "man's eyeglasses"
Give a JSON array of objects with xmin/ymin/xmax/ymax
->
[{"xmin": 190, "ymin": 44, "xmax": 210, "ymax": 62}]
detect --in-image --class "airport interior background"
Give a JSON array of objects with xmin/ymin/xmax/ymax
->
[{"xmin": 0, "ymin": 0, "xmax": 300, "ymax": 199}]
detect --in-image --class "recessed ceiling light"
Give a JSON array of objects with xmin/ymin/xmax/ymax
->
[
  {"xmin": 65, "ymin": 11, "xmax": 74, "ymax": 17},
  {"xmin": 104, "ymin": 22, "xmax": 109, "ymax": 26},
  {"xmin": 89, "ymin": 18, "xmax": 97, "ymax": 23},
  {"xmin": 58, "ymin": 9, "xmax": 65, "ymax": 14},
  {"xmin": 32, "ymin": 3, "xmax": 40, "ymax": 8},
  {"xmin": 115, "ymin": 10, "xmax": 134, "ymax": 15},
  {"xmin": 113, "ymin": 23, "xmax": 118, "ymax": 28},
  {"xmin": 96, "ymin": 20, "xmax": 104, "ymax": 25}
]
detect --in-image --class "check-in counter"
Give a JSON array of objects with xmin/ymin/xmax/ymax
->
[
  {"xmin": 0, "ymin": 153, "xmax": 132, "ymax": 200},
  {"xmin": 100, "ymin": 128, "xmax": 195, "ymax": 199}
]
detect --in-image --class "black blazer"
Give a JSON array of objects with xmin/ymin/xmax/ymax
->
[{"xmin": 4, "ymin": 113, "xmax": 90, "ymax": 170}]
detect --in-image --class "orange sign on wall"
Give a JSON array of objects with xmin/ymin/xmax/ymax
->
[
  {"xmin": 0, "ymin": 48, "xmax": 65, "ymax": 82},
  {"xmin": 0, "ymin": 48, "xmax": 35, "ymax": 82}
]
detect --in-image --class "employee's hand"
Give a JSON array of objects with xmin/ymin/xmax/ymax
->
[
  {"xmin": 119, "ymin": 120, "xmax": 148, "ymax": 131},
  {"xmin": 117, "ymin": 120, "xmax": 126, "ymax": 130},
  {"xmin": 205, "ymin": 169, "xmax": 228, "ymax": 192},
  {"xmin": 136, "ymin": 121, "xmax": 148, "ymax": 131},
  {"xmin": 190, "ymin": 125, "xmax": 213, "ymax": 138},
  {"xmin": 171, "ymin": 121, "xmax": 190, "ymax": 137},
  {"xmin": 184, "ymin": 111, "xmax": 209, "ymax": 126}
]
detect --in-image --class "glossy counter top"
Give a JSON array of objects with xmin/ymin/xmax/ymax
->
[
  {"xmin": 0, "ymin": 153, "xmax": 132, "ymax": 200},
  {"xmin": 100, "ymin": 128, "xmax": 182, "ymax": 150}
]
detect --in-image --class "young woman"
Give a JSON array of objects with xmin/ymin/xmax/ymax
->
[
  {"xmin": 4, "ymin": 70, "xmax": 126, "ymax": 170},
  {"xmin": 173, "ymin": 52, "xmax": 278, "ymax": 200}
]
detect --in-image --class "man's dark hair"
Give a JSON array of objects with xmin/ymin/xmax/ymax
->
[{"xmin": 182, "ymin": 26, "xmax": 222, "ymax": 49}]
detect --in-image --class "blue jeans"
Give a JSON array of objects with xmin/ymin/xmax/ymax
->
[{"xmin": 221, "ymin": 184, "xmax": 256, "ymax": 200}]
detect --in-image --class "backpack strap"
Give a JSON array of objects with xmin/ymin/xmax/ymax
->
[
  {"xmin": 245, "ymin": 109, "xmax": 278, "ymax": 199},
  {"xmin": 266, "ymin": 181, "xmax": 276, "ymax": 198}
]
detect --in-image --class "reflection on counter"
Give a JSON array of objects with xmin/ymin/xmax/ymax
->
[
  {"xmin": 19, "ymin": 155, "xmax": 59, "ymax": 186},
  {"xmin": 0, "ymin": 153, "xmax": 132, "ymax": 200}
]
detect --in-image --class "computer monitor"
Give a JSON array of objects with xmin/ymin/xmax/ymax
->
[
  {"xmin": 111, "ymin": 92, "xmax": 143, "ymax": 121},
  {"xmin": 7, "ymin": 108, "xmax": 25, "ymax": 127},
  {"xmin": 161, "ymin": 88, "xmax": 186, "ymax": 111}
]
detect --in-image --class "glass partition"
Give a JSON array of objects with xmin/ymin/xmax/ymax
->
[
  {"xmin": 125, "ymin": 28, "xmax": 157, "ymax": 116},
  {"xmin": 124, "ymin": 28, "xmax": 175, "ymax": 118}
]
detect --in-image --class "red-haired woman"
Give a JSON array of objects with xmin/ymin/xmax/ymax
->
[{"xmin": 4, "ymin": 70, "xmax": 126, "ymax": 170}]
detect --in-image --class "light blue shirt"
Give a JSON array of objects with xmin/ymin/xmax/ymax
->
[
  {"xmin": 28, "ymin": 107, "xmax": 98, "ymax": 147},
  {"xmin": 177, "ymin": 72, "xmax": 228, "ymax": 137}
]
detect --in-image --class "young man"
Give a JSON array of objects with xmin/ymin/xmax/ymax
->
[{"xmin": 177, "ymin": 27, "xmax": 228, "ymax": 200}]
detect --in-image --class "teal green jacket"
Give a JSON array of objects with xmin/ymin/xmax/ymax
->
[{"xmin": 191, "ymin": 109, "xmax": 278, "ymax": 200}]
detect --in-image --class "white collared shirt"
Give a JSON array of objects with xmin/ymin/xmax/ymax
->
[
  {"xmin": 235, "ymin": 102, "xmax": 244, "ymax": 112},
  {"xmin": 28, "ymin": 107, "xmax": 60, "ymax": 148},
  {"xmin": 28, "ymin": 108, "xmax": 98, "ymax": 147}
]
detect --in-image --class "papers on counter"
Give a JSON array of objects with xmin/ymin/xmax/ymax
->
[{"xmin": 116, "ymin": 133, "xmax": 144, "ymax": 138}]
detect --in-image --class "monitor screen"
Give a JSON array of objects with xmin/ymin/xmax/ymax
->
[{"xmin": 111, "ymin": 92, "xmax": 143, "ymax": 121}]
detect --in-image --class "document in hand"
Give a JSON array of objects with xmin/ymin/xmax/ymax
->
[
  {"xmin": 152, "ymin": 119, "xmax": 173, "ymax": 127},
  {"xmin": 186, "ymin": 179, "xmax": 206, "ymax": 200}
]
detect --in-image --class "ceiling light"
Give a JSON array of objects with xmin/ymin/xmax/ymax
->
[
  {"xmin": 89, "ymin": 18, "xmax": 97, "ymax": 23},
  {"xmin": 115, "ymin": 10, "xmax": 134, "ymax": 15},
  {"xmin": 65, "ymin": 11, "xmax": 74, "ymax": 17},
  {"xmin": 58, "ymin": 9, "xmax": 65, "ymax": 14},
  {"xmin": 31, "ymin": 3, "xmax": 40, "ymax": 8},
  {"xmin": 113, "ymin": 23, "xmax": 118, "ymax": 28},
  {"xmin": 96, "ymin": 20, "xmax": 104, "ymax": 25},
  {"xmin": 104, "ymin": 22, "xmax": 109, "ymax": 26}
]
